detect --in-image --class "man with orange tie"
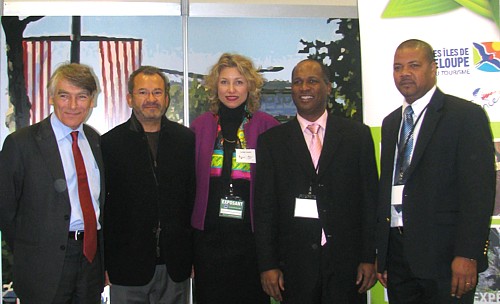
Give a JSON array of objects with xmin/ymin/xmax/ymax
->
[
  {"xmin": 254, "ymin": 59, "xmax": 378, "ymax": 303},
  {"xmin": 0, "ymin": 63, "xmax": 104, "ymax": 304}
]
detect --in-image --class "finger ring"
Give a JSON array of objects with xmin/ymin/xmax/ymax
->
[{"xmin": 465, "ymin": 282, "xmax": 471, "ymax": 286}]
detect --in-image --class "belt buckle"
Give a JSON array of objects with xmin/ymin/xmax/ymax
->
[{"xmin": 74, "ymin": 230, "xmax": 83, "ymax": 240}]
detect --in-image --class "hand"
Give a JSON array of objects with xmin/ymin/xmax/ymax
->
[
  {"xmin": 450, "ymin": 256, "xmax": 477, "ymax": 298},
  {"xmin": 356, "ymin": 263, "xmax": 377, "ymax": 293},
  {"xmin": 376, "ymin": 271, "xmax": 388, "ymax": 288},
  {"xmin": 260, "ymin": 269, "xmax": 285, "ymax": 302}
]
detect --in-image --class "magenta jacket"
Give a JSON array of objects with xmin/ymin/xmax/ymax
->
[{"xmin": 190, "ymin": 111, "xmax": 280, "ymax": 230}]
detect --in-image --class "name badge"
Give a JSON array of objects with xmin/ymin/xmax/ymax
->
[
  {"xmin": 236, "ymin": 149, "xmax": 256, "ymax": 163},
  {"xmin": 220, "ymin": 196, "xmax": 245, "ymax": 219},
  {"xmin": 294, "ymin": 195, "xmax": 319, "ymax": 219},
  {"xmin": 391, "ymin": 185, "xmax": 404, "ymax": 205}
]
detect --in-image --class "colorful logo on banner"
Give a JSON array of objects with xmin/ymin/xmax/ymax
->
[
  {"xmin": 472, "ymin": 42, "xmax": 500, "ymax": 72},
  {"xmin": 473, "ymin": 88, "xmax": 500, "ymax": 108}
]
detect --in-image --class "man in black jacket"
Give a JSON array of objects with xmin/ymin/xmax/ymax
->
[
  {"xmin": 102, "ymin": 66, "xmax": 195, "ymax": 303},
  {"xmin": 254, "ymin": 59, "xmax": 378, "ymax": 303},
  {"xmin": 376, "ymin": 39, "xmax": 495, "ymax": 303}
]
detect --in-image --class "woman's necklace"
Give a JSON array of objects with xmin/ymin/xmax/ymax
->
[{"xmin": 223, "ymin": 138, "xmax": 237, "ymax": 144}]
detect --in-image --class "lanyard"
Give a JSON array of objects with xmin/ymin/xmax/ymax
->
[{"xmin": 395, "ymin": 104, "xmax": 429, "ymax": 178}]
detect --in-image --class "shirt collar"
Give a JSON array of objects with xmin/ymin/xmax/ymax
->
[
  {"xmin": 297, "ymin": 109, "xmax": 328, "ymax": 132},
  {"xmin": 50, "ymin": 113, "xmax": 84, "ymax": 142},
  {"xmin": 403, "ymin": 85, "xmax": 436, "ymax": 117}
]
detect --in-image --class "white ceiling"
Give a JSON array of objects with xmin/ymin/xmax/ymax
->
[{"xmin": 1, "ymin": 0, "xmax": 359, "ymax": 17}]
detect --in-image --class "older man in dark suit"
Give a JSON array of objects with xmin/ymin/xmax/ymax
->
[
  {"xmin": 254, "ymin": 59, "xmax": 379, "ymax": 303},
  {"xmin": 0, "ymin": 63, "xmax": 104, "ymax": 304},
  {"xmin": 376, "ymin": 39, "xmax": 495, "ymax": 303}
]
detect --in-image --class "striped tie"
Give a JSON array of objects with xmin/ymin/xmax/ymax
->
[{"xmin": 395, "ymin": 106, "xmax": 414, "ymax": 185}]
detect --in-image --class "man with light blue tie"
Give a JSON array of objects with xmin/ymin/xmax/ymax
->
[
  {"xmin": 376, "ymin": 39, "xmax": 495, "ymax": 304},
  {"xmin": 0, "ymin": 63, "xmax": 104, "ymax": 304}
]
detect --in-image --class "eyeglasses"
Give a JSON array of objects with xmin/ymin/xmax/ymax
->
[{"xmin": 133, "ymin": 89, "xmax": 164, "ymax": 99}]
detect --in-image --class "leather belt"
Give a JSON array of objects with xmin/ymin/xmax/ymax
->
[
  {"xmin": 391, "ymin": 227, "xmax": 404, "ymax": 235},
  {"xmin": 68, "ymin": 230, "xmax": 84, "ymax": 240}
]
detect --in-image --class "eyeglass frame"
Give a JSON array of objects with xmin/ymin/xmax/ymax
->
[{"xmin": 132, "ymin": 89, "xmax": 165, "ymax": 99}]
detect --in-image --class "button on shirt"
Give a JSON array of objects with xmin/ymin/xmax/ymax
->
[
  {"xmin": 51, "ymin": 114, "xmax": 101, "ymax": 231},
  {"xmin": 390, "ymin": 86, "xmax": 435, "ymax": 227}
]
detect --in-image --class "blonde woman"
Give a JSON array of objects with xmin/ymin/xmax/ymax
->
[{"xmin": 190, "ymin": 53, "xmax": 279, "ymax": 303}]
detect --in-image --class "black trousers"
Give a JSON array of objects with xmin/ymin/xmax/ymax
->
[
  {"xmin": 51, "ymin": 238, "xmax": 103, "ymax": 304},
  {"xmin": 280, "ymin": 241, "xmax": 366, "ymax": 304},
  {"xmin": 193, "ymin": 228, "xmax": 269, "ymax": 304},
  {"xmin": 387, "ymin": 228, "xmax": 475, "ymax": 304}
]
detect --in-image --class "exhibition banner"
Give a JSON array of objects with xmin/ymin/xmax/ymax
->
[
  {"xmin": 358, "ymin": 1, "xmax": 500, "ymax": 303},
  {"xmin": 358, "ymin": 0, "xmax": 499, "ymax": 127}
]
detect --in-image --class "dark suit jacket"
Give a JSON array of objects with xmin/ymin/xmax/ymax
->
[
  {"xmin": 254, "ymin": 114, "xmax": 378, "ymax": 302},
  {"xmin": 376, "ymin": 88, "xmax": 495, "ymax": 279},
  {"xmin": 0, "ymin": 116, "xmax": 105, "ymax": 303},
  {"xmin": 102, "ymin": 114, "xmax": 195, "ymax": 285}
]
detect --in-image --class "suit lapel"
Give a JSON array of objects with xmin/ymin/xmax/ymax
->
[
  {"xmin": 317, "ymin": 114, "xmax": 342, "ymax": 179},
  {"xmin": 84, "ymin": 125, "xmax": 103, "ymax": 175},
  {"xmin": 286, "ymin": 118, "xmax": 315, "ymax": 176},
  {"xmin": 286, "ymin": 115, "xmax": 343, "ymax": 178},
  {"xmin": 83, "ymin": 124, "xmax": 104, "ymax": 207},
  {"xmin": 384, "ymin": 109, "xmax": 402, "ymax": 173},
  {"xmin": 406, "ymin": 89, "xmax": 444, "ymax": 178},
  {"xmin": 35, "ymin": 116, "xmax": 69, "ymax": 194}
]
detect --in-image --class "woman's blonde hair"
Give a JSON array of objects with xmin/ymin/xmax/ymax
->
[{"xmin": 205, "ymin": 53, "xmax": 264, "ymax": 114}]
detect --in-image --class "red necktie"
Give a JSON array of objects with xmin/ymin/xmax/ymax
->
[{"xmin": 71, "ymin": 131, "xmax": 97, "ymax": 263}]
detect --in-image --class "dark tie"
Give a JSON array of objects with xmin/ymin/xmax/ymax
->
[
  {"xmin": 395, "ymin": 106, "xmax": 414, "ymax": 185},
  {"xmin": 71, "ymin": 131, "xmax": 97, "ymax": 263}
]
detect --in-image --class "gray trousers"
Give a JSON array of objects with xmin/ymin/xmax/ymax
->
[{"xmin": 110, "ymin": 265, "xmax": 189, "ymax": 304}]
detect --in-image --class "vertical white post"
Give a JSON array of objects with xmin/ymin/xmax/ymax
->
[
  {"xmin": 181, "ymin": 3, "xmax": 193, "ymax": 302},
  {"xmin": 181, "ymin": 0, "xmax": 190, "ymax": 128}
]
